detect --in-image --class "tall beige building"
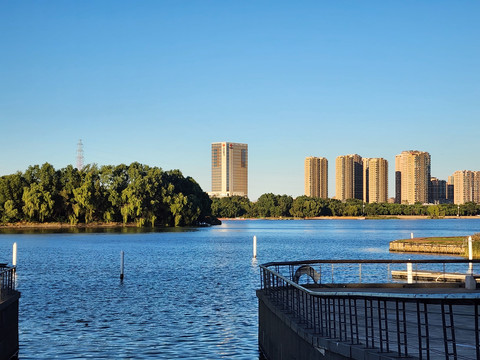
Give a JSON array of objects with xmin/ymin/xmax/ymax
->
[
  {"xmin": 210, "ymin": 142, "xmax": 248, "ymax": 197},
  {"xmin": 364, "ymin": 158, "xmax": 388, "ymax": 203},
  {"xmin": 305, "ymin": 156, "xmax": 328, "ymax": 198},
  {"xmin": 452, "ymin": 170, "xmax": 480, "ymax": 204},
  {"xmin": 335, "ymin": 154, "xmax": 363, "ymax": 201},
  {"xmin": 395, "ymin": 150, "xmax": 431, "ymax": 204}
]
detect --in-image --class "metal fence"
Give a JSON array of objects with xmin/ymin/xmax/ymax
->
[
  {"xmin": 0, "ymin": 265, "xmax": 17, "ymax": 301},
  {"xmin": 259, "ymin": 259, "xmax": 480, "ymax": 360}
]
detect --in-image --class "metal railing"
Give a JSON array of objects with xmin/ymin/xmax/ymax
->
[
  {"xmin": 259, "ymin": 259, "xmax": 480, "ymax": 360},
  {"xmin": 0, "ymin": 264, "xmax": 17, "ymax": 301}
]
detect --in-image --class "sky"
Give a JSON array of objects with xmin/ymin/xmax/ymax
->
[{"xmin": 1, "ymin": 1, "xmax": 479, "ymax": 201}]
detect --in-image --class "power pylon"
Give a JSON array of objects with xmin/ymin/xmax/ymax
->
[{"xmin": 76, "ymin": 139, "xmax": 84, "ymax": 171}]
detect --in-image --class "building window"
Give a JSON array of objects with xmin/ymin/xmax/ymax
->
[{"xmin": 241, "ymin": 149, "xmax": 247, "ymax": 168}]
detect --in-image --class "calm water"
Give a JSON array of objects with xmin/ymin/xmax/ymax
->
[{"xmin": 1, "ymin": 219, "xmax": 480, "ymax": 359}]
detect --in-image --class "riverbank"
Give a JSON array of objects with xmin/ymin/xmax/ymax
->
[
  {"xmin": 0, "ymin": 221, "xmax": 137, "ymax": 229},
  {"xmin": 219, "ymin": 215, "xmax": 480, "ymax": 221}
]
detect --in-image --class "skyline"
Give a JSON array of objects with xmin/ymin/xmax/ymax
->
[{"xmin": 1, "ymin": 2, "xmax": 479, "ymax": 201}]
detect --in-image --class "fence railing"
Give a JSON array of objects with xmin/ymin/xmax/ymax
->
[
  {"xmin": 0, "ymin": 264, "xmax": 17, "ymax": 301},
  {"xmin": 259, "ymin": 259, "xmax": 480, "ymax": 360}
]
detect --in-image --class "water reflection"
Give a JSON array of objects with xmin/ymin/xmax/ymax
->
[{"xmin": 0, "ymin": 226, "xmax": 198, "ymax": 235}]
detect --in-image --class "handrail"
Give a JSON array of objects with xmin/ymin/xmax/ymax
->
[
  {"xmin": 0, "ymin": 265, "xmax": 17, "ymax": 301},
  {"xmin": 260, "ymin": 259, "xmax": 480, "ymax": 299},
  {"xmin": 261, "ymin": 259, "xmax": 480, "ymax": 267}
]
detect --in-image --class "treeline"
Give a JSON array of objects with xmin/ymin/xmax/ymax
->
[
  {"xmin": 211, "ymin": 194, "xmax": 480, "ymax": 218},
  {"xmin": 0, "ymin": 162, "xmax": 217, "ymax": 227}
]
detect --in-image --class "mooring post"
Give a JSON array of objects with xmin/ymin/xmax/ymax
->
[
  {"xmin": 465, "ymin": 236, "xmax": 477, "ymax": 289},
  {"xmin": 407, "ymin": 262, "xmax": 413, "ymax": 284},
  {"xmin": 469, "ymin": 236, "xmax": 473, "ymax": 274},
  {"xmin": 12, "ymin": 242, "xmax": 17, "ymax": 267},
  {"xmin": 120, "ymin": 251, "xmax": 124, "ymax": 280},
  {"xmin": 253, "ymin": 236, "xmax": 257, "ymax": 258}
]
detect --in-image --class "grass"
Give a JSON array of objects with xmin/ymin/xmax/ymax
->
[{"xmin": 394, "ymin": 236, "xmax": 465, "ymax": 245}]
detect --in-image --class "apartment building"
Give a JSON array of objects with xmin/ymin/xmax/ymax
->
[
  {"xmin": 305, "ymin": 156, "xmax": 328, "ymax": 198},
  {"xmin": 395, "ymin": 150, "xmax": 431, "ymax": 204},
  {"xmin": 335, "ymin": 154, "xmax": 363, "ymax": 201}
]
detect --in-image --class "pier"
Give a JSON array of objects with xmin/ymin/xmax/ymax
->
[
  {"xmin": 0, "ymin": 264, "xmax": 20, "ymax": 360},
  {"xmin": 258, "ymin": 259, "xmax": 480, "ymax": 359}
]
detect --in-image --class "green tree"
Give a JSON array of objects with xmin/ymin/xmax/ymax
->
[
  {"xmin": 22, "ymin": 183, "xmax": 54, "ymax": 222},
  {"xmin": 2, "ymin": 200, "xmax": 19, "ymax": 223}
]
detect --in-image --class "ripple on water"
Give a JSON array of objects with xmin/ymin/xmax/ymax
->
[{"xmin": 8, "ymin": 219, "xmax": 480, "ymax": 358}]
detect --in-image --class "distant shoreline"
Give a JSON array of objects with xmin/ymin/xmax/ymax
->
[
  {"xmin": 1, "ymin": 216, "xmax": 479, "ymax": 230},
  {"xmin": 219, "ymin": 215, "xmax": 480, "ymax": 221}
]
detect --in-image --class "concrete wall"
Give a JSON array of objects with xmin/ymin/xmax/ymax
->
[
  {"xmin": 258, "ymin": 290, "xmax": 350, "ymax": 360},
  {"xmin": 0, "ymin": 293, "xmax": 20, "ymax": 360}
]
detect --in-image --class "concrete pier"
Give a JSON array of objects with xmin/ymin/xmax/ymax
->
[
  {"xmin": 258, "ymin": 259, "xmax": 480, "ymax": 360},
  {"xmin": 0, "ymin": 265, "xmax": 20, "ymax": 360}
]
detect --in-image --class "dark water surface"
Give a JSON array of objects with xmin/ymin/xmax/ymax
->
[{"xmin": 1, "ymin": 219, "xmax": 480, "ymax": 359}]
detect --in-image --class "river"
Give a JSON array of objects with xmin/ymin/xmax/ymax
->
[{"xmin": 1, "ymin": 219, "xmax": 480, "ymax": 359}]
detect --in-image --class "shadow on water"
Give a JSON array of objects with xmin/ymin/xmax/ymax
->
[{"xmin": 0, "ymin": 226, "xmax": 199, "ymax": 235}]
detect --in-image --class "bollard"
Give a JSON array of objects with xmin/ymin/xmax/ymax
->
[
  {"xmin": 12, "ymin": 242, "xmax": 17, "ymax": 267},
  {"xmin": 407, "ymin": 262, "xmax": 413, "ymax": 284},
  {"xmin": 466, "ymin": 237, "xmax": 476, "ymax": 289},
  {"xmin": 253, "ymin": 236, "xmax": 257, "ymax": 258},
  {"xmin": 120, "ymin": 251, "xmax": 124, "ymax": 280},
  {"xmin": 468, "ymin": 236, "xmax": 473, "ymax": 275}
]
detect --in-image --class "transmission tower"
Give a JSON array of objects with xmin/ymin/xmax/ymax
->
[{"xmin": 76, "ymin": 139, "xmax": 84, "ymax": 171}]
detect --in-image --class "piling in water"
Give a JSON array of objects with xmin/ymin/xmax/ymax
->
[
  {"xmin": 120, "ymin": 251, "xmax": 124, "ymax": 280},
  {"xmin": 12, "ymin": 242, "xmax": 17, "ymax": 267}
]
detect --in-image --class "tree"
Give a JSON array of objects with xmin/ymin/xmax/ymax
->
[
  {"xmin": 22, "ymin": 183, "xmax": 54, "ymax": 222},
  {"xmin": 0, "ymin": 162, "xmax": 218, "ymax": 227},
  {"xmin": 2, "ymin": 200, "xmax": 19, "ymax": 223}
]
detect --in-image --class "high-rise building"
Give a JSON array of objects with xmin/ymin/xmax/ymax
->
[
  {"xmin": 429, "ymin": 177, "xmax": 447, "ymax": 204},
  {"xmin": 363, "ymin": 158, "xmax": 370, "ymax": 203},
  {"xmin": 210, "ymin": 142, "xmax": 248, "ymax": 197},
  {"xmin": 304, "ymin": 156, "xmax": 328, "ymax": 198},
  {"xmin": 395, "ymin": 150, "xmax": 431, "ymax": 204},
  {"xmin": 366, "ymin": 158, "xmax": 388, "ymax": 203},
  {"xmin": 446, "ymin": 176, "xmax": 455, "ymax": 204},
  {"xmin": 452, "ymin": 170, "xmax": 480, "ymax": 204},
  {"xmin": 475, "ymin": 172, "xmax": 480, "ymax": 204},
  {"xmin": 335, "ymin": 154, "xmax": 363, "ymax": 201}
]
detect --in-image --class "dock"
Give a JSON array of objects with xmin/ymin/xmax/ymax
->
[
  {"xmin": 258, "ymin": 259, "xmax": 480, "ymax": 360},
  {"xmin": 391, "ymin": 269, "xmax": 480, "ymax": 282},
  {"xmin": 0, "ymin": 264, "xmax": 20, "ymax": 360}
]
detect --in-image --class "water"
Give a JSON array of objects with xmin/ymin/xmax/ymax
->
[{"xmin": 1, "ymin": 219, "xmax": 480, "ymax": 359}]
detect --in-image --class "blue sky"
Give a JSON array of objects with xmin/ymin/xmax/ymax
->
[{"xmin": 1, "ymin": 1, "xmax": 479, "ymax": 200}]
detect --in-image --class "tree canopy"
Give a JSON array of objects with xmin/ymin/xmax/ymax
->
[
  {"xmin": 211, "ymin": 196, "xmax": 480, "ymax": 219},
  {"xmin": 0, "ymin": 162, "xmax": 217, "ymax": 227}
]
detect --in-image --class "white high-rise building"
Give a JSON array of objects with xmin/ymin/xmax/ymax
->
[{"xmin": 210, "ymin": 142, "xmax": 248, "ymax": 197}]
